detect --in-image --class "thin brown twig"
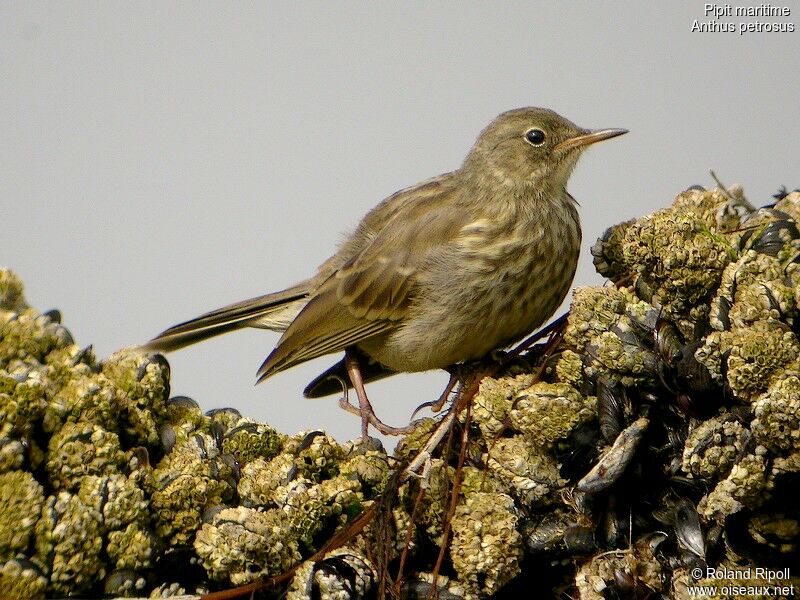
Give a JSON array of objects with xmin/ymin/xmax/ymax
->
[
  {"xmin": 392, "ymin": 480, "xmax": 428, "ymax": 597},
  {"xmin": 427, "ymin": 398, "xmax": 473, "ymax": 600}
]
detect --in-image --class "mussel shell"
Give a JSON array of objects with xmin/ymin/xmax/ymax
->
[
  {"xmin": 577, "ymin": 417, "xmax": 649, "ymax": 494},
  {"xmin": 674, "ymin": 498, "xmax": 706, "ymax": 560},
  {"xmin": 597, "ymin": 377, "xmax": 627, "ymax": 443},
  {"xmin": 167, "ymin": 395, "xmax": 200, "ymax": 410}
]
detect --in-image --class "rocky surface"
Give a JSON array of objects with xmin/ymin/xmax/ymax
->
[{"xmin": 1, "ymin": 185, "xmax": 799, "ymax": 599}]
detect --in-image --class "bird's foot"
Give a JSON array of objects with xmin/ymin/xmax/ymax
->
[
  {"xmin": 337, "ymin": 394, "xmax": 415, "ymax": 438},
  {"xmin": 342, "ymin": 347, "xmax": 416, "ymax": 439}
]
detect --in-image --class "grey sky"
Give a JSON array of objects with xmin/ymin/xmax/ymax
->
[{"xmin": 2, "ymin": 3, "xmax": 798, "ymax": 445}]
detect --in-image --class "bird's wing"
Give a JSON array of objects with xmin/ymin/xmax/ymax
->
[{"xmin": 256, "ymin": 178, "xmax": 470, "ymax": 381}]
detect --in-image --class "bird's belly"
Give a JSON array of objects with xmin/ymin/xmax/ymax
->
[{"xmin": 361, "ymin": 242, "xmax": 578, "ymax": 372}]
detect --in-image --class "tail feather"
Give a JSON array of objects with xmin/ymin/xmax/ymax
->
[{"xmin": 142, "ymin": 283, "xmax": 310, "ymax": 353}]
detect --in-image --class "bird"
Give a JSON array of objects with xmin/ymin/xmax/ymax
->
[{"xmin": 143, "ymin": 108, "xmax": 627, "ymax": 438}]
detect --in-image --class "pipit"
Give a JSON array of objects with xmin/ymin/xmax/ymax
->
[{"xmin": 144, "ymin": 108, "xmax": 626, "ymax": 438}]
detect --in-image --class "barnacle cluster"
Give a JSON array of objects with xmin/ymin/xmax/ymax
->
[{"xmin": 2, "ymin": 185, "xmax": 800, "ymax": 599}]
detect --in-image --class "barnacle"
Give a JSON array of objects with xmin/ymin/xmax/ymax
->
[
  {"xmin": 619, "ymin": 209, "xmax": 734, "ymax": 317},
  {"xmin": 700, "ymin": 453, "xmax": 772, "ymax": 521},
  {"xmin": 678, "ymin": 185, "xmax": 754, "ymax": 229},
  {"xmin": 591, "ymin": 219, "xmax": 635, "ymax": 281},
  {"xmin": 0, "ymin": 269, "xmax": 28, "ymax": 313},
  {"xmin": 0, "ymin": 310, "xmax": 73, "ymax": 368},
  {"xmin": 221, "ymin": 419, "xmax": 285, "ymax": 465},
  {"xmin": 106, "ymin": 523, "xmax": 158, "ymax": 571},
  {"xmin": 696, "ymin": 322, "xmax": 800, "ymax": 400},
  {"xmin": 563, "ymin": 287, "xmax": 660, "ymax": 387},
  {"xmin": 194, "ymin": 505, "xmax": 302, "ymax": 585},
  {"xmin": 237, "ymin": 453, "xmax": 297, "ymax": 508},
  {"xmin": 392, "ymin": 417, "xmax": 439, "ymax": 461},
  {"xmin": 724, "ymin": 326, "xmax": 799, "ymax": 402},
  {"xmin": 164, "ymin": 395, "xmax": 205, "ymax": 431},
  {"xmin": 282, "ymin": 475, "xmax": 364, "ymax": 551},
  {"xmin": 508, "ymin": 382, "xmax": 595, "ymax": 448},
  {"xmin": 285, "ymin": 431, "xmax": 345, "ymax": 482},
  {"xmin": 449, "ymin": 492, "xmax": 522, "ymax": 598},
  {"xmin": 681, "ymin": 413, "xmax": 751, "ymax": 480},
  {"xmin": 472, "ymin": 374, "xmax": 534, "ymax": 440},
  {"xmin": 711, "ymin": 250, "xmax": 796, "ymax": 331},
  {"xmin": 78, "ymin": 473, "xmax": 148, "ymax": 531},
  {"xmin": 0, "ymin": 557, "xmax": 48, "ymax": 600},
  {"xmin": 574, "ymin": 539, "xmax": 663, "ymax": 599},
  {"xmin": 146, "ymin": 433, "xmax": 233, "ymax": 546},
  {"xmin": 563, "ymin": 286, "xmax": 630, "ymax": 351},
  {"xmin": 46, "ymin": 421, "xmax": 125, "ymax": 491},
  {"xmin": 459, "ymin": 465, "xmax": 505, "ymax": 498},
  {"xmin": 584, "ymin": 324, "xmax": 659, "ymax": 387},
  {"xmin": 34, "ymin": 491, "xmax": 105, "ymax": 595},
  {"xmin": 750, "ymin": 374, "xmax": 800, "ymax": 454},
  {"xmin": 339, "ymin": 439, "xmax": 391, "ymax": 495},
  {"xmin": 0, "ymin": 471, "xmax": 44, "ymax": 560},
  {"xmin": 487, "ymin": 436, "xmax": 565, "ymax": 507},
  {"xmin": 553, "ymin": 348, "xmax": 585, "ymax": 389},
  {"xmin": 286, "ymin": 548, "xmax": 376, "ymax": 600},
  {"xmin": 0, "ymin": 438, "xmax": 25, "ymax": 473},
  {"xmin": 42, "ymin": 374, "xmax": 119, "ymax": 434},
  {"xmin": 102, "ymin": 350, "xmax": 170, "ymax": 448},
  {"xmin": 470, "ymin": 374, "xmax": 535, "ymax": 440}
]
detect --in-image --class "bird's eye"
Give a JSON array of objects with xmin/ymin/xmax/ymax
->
[{"xmin": 524, "ymin": 128, "xmax": 546, "ymax": 146}]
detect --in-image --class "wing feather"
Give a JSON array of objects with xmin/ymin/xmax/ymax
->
[{"xmin": 255, "ymin": 172, "xmax": 471, "ymax": 381}]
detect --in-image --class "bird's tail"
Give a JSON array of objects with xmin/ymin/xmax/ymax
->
[{"xmin": 142, "ymin": 283, "xmax": 310, "ymax": 353}]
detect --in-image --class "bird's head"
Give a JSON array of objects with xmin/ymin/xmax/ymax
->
[{"xmin": 463, "ymin": 107, "xmax": 627, "ymax": 191}]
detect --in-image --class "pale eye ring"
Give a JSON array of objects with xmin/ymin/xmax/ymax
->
[{"xmin": 525, "ymin": 128, "xmax": 546, "ymax": 146}]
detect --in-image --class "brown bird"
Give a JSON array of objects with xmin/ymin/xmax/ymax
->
[{"xmin": 144, "ymin": 108, "xmax": 626, "ymax": 438}]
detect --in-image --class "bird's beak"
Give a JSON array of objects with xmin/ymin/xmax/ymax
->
[{"xmin": 555, "ymin": 128, "xmax": 628, "ymax": 152}]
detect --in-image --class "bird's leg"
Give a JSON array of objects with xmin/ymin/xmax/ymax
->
[{"xmin": 344, "ymin": 348, "xmax": 415, "ymax": 438}]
